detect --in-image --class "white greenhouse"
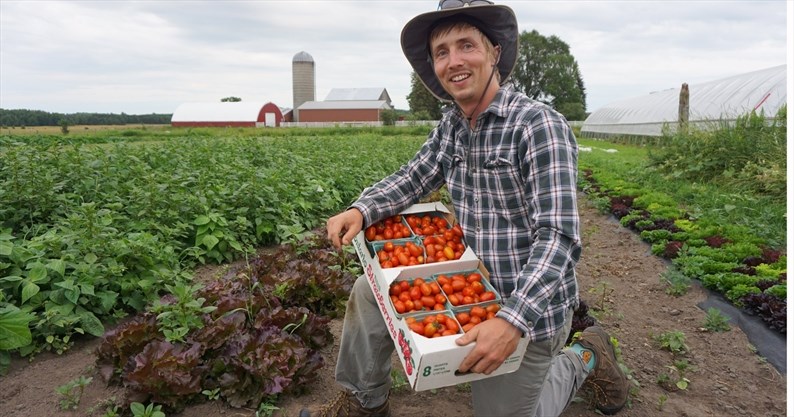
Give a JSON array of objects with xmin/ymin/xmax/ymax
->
[{"xmin": 580, "ymin": 65, "xmax": 786, "ymax": 138}]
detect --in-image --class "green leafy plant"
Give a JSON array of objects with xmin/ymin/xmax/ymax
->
[
  {"xmin": 587, "ymin": 281, "xmax": 614, "ymax": 319},
  {"xmin": 660, "ymin": 268, "xmax": 691, "ymax": 296},
  {"xmin": 130, "ymin": 402, "xmax": 166, "ymax": 417},
  {"xmin": 255, "ymin": 396, "xmax": 280, "ymax": 417},
  {"xmin": 55, "ymin": 375, "xmax": 93, "ymax": 410},
  {"xmin": 86, "ymin": 396, "xmax": 119, "ymax": 417},
  {"xmin": 193, "ymin": 212, "xmax": 247, "ymax": 264},
  {"xmin": 150, "ymin": 282, "xmax": 217, "ymax": 343},
  {"xmin": 654, "ymin": 330, "xmax": 689, "ymax": 355},
  {"xmin": 0, "ymin": 304, "xmax": 35, "ymax": 374},
  {"xmin": 702, "ymin": 307, "xmax": 731, "ymax": 332},
  {"xmin": 657, "ymin": 394, "xmax": 668, "ymax": 411},
  {"xmin": 102, "ymin": 405, "xmax": 121, "ymax": 417},
  {"xmin": 390, "ymin": 368, "xmax": 410, "ymax": 393},
  {"xmin": 202, "ymin": 387, "xmax": 220, "ymax": 401},
  {"xmin": 658, "ymin": 359, "xmax": 693, "ymax": 391}
]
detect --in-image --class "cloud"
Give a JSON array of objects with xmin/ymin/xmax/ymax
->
[{"xmin": 0, "ymin": 0, "xmax": 787, "ymax": 115}]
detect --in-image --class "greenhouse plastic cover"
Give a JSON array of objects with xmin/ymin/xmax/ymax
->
[{"xmin": 581, "ymin": 64, "xmax": 786, "ymax": 137}]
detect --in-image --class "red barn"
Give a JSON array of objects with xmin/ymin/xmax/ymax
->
[{"xmin": 171, "ymin": 102, "xmax": 283, "ymax": 127}]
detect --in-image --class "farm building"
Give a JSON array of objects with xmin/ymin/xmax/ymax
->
[
  {"xmin": 293, "ymin": 88, "xmax": 394, "ymax": 124},
  {"xmin": 581, "ymin": 64, "xmax": 786, "ymax": 138},
  {"xmin": 171, "ymin": 102, "xmax": 284, "ymax": 128},
  {"xmin": 292, "ymin": 51, "xmax": 316, "ymax": 122},
  {"xmin": 295, "ymin": 100, "xmax": 393, "ymax": 123},
  {"xmin": 324, "ymin": 87, "xmax": 393, "ymax": 105}
]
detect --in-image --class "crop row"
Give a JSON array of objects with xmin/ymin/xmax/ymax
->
[
  {"xmin": 0, "ymin": 132, "xmax": 425, "ymax": 363},
  {"xmin": 578, "ymin": 152, "xmax": 786, "ymax": 333}
]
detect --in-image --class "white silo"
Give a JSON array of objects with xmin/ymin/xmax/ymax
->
[{"xmin": 292, "ymin": 51, "xmax": 316, "ymax": 122}]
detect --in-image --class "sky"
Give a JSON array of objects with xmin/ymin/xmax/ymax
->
[{"xmin": 0, "ymin": 0, "xmax": 790, "ymax": 116}]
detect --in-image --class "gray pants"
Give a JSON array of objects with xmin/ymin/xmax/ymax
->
[{"xmin": 335, "ymin": 275, "xmax": 590, "ymax": 417}]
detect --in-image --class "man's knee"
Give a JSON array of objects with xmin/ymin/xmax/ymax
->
[{"xmin": 350, "ymin": 274, "xmax": 375, "ymax": 304}]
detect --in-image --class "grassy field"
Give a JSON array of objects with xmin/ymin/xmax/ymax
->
[
  {"xmin": 0, "ymin": 124, "xmax": 172, "ymax": 136},
  {"xmin": 0, "ymin": 123, "xmax": 785, "ymax": 362}
]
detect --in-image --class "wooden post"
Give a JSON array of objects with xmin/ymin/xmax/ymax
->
[{"xmin": 678, "ymin": 83, "xmax": 689, "ymax": 135}]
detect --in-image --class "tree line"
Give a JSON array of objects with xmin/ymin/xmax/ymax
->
[
  {"xmin": 0, "ymin": 108, "xmax": 172, "ymax": 127},
  {"xmin": 408, "ymin": 30, "xmax": 588, "ymax": 122}
]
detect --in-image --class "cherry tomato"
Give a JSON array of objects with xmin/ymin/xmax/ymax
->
[
  {"xmin": 394, "ymin": 300, "xmax": 406, "ymax": 314},
  {"xmin": 480, "ymin": 291, "xmax": 496, "ymax": 302},
  {"xmin": 456, "ymin": 312, "xmax": 471, "ymax": 325}
]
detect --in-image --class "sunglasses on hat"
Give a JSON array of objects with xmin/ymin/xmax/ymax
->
[{"xmin": 438, "ymin": 0, "xmax": 494, "ymax": 10}]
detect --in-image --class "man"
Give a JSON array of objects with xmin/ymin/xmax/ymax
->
[{"xmin": 303, "ymin": 1, "xmax": 629, "ymax": 416}]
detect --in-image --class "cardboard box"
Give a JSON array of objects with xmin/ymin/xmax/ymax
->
[{"xmin": 352, "ymin": 203, "xmax": 529, "ymax": 391}]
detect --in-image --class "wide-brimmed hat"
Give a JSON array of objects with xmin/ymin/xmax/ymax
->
[{"xmin": 401, "ymin": 0, "xmax": 518, "ymax": 102}]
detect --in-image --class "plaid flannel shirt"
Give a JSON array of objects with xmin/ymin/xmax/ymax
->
[{"xmin": 352, "ymin": 85, "xmax": 581, "ymax": 342}]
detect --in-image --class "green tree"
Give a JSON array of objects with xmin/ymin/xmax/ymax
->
[
  {"xmin": 512, "ymin": 30, "xmax": 587, "ymax": 121},
  {"xmin": 406, "ymin": 72, "xmax": 442, "ymax": 120},
  {"xmin": 380, "ymin": 108, "xmax": 398, "ymax": 126},
  {"xmin": 221, "ymin": 96, "xmax": 242, "ymax": 102}
]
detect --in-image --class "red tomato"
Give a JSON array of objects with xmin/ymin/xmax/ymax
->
[
  {"xmin": 421, "ymin": 296, "xmax": 436, "ymax": 308},
  {"xmin": 456, "ymin": 312, "xmax": 471, "ymax": 325},
  {"xmin": 448, "ymin": 294, "xmax": 460, "ymax": 306},
  {"xmin": 409, "ymin": 287, "xmax": 422, "ymax": 300},
  {"xmin": 480, "ymin": 291, "xmax": 496, "ymax": 302},
  {"xmin": 407, "ymin": 242, "xmax": 423, "ymax": 257},
  {"xmin": 394, "ymin": 300, "xmax": 406, "ymax": 314},
  {"xmin": 365, "ymin": 226, "xmax": 376, "ymax": 241},
  {"xmin": 470, "ymin": 281, "xmax": 485, "ymax": 295},
  {"xmin": 446, "ymin": 317, "xmax": 460, "ymax": 333}
]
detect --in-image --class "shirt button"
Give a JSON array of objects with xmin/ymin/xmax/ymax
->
[
  {"xmin": 474, "ymin": 197, "xmax": 479, "ymax": 202},
  {"xmin": 476, "ymin": 227, "xmax": 480, "ymax": 232},
  {"xmin": 472, "ymin": 168, "xmax": 477, "ymax": 173}
]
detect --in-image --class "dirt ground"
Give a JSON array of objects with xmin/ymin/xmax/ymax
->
[{"xmin": 0, "ymin": 196, "xmax": 787, "ymax": 417}]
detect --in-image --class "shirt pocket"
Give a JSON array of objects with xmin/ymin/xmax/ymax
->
[{"xmin": 482, "ymin": 157, "xmax": 529, "ymax": 223}]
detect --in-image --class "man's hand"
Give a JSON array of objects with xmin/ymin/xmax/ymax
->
[
  {"xmin": 455, "ymin": 317, "xmax": 521, "ymax": 375},
  {"xmin": 326, "ymin": 208, "xmax": 364, "ymax": 249}
]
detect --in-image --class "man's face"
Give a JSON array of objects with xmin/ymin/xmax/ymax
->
[{"xmin": 430, "ymin": 25, "xmax": 496, "ymax": 107}]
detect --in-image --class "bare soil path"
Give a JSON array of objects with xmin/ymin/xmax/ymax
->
[{"xmin": 0, "ymin": 196, "xmax": 786, "ymax": 417}]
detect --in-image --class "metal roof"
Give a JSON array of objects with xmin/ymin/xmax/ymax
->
[
  {"xmin": 297, "ymin": 100, "xmax": 391, "ymax": 110},
  {"xmin": 582, "ymin": 65, "xmax": 786, "ymax": 137},
  {"xmin": 324, "ymin": 88, "xmax": 391, "ymax": 103},
  {"xmin": 171, "ymin": 102, "xmax": 274, "ymax": 122},
  {"xmin": 293, "ymin": 51, "xmax": 314, "ymax": 63}
]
